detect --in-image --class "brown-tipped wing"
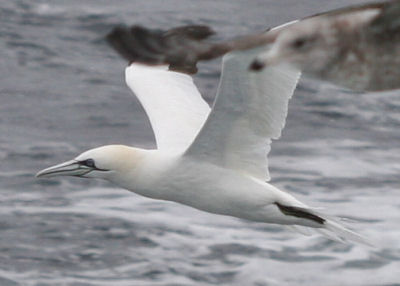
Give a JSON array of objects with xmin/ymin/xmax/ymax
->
[
  {"xmin": 106, "ymin": 25, "xmax": 215, "ymax": 74},
  {"xmin": 106, "ymin": 24, "xmax": 280, "ymax": 74}
]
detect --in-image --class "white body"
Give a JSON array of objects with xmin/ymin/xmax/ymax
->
[
  {"xmin": 37, "ymin": 36, "xmax": 369, "ymax": 244},
  {"xmin": 109, "ymin": 150, "xmax": 312, "ymax": 226}
]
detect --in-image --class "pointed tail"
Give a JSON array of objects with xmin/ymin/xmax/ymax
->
[
  {"xmin": 277, "ymin": 202, "xmax": 373, "ymax": 246},
  {"xmin": 321, "ymin": 218, "xmax": 373, "ymax": 246}
]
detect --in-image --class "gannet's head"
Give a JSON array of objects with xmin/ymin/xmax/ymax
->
[
  {"xmin": 250, "ymin": 17, "xmax": 338, "ymax": 73},
  {"xmin": 36, "ymin": 145, "xmax": 144, "ymax": 180}
]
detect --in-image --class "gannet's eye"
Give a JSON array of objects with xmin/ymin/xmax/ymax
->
[{"xmin": 80, "ymin": 159, "xmax": 96, "ymax": 168}]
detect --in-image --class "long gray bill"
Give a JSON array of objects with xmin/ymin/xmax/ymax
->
[{"xmin": 36, "ymin": 160, "xmax": 93, "ymax": 178}]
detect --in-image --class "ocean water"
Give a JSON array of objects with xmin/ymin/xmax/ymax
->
[{"xmin": 1, "ymin": 0, "xmax": 400, "ymax": 285}]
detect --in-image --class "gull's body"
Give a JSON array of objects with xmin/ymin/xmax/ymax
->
[
  {"xmin": 37, "ymin": 27, "xmax": 368, "ymax": 244},
  {"xmin": 252, "ymin": 0, "xmax": 400, "ymax": 91}
]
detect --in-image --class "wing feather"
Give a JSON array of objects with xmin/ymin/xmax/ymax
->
[
  {"xmin": 184, "ymin": 48, "xmax": 301, "ymax": 180},
  {"xmin": 125, "ymin": 64, "xmax": 210, "ymax": 153},
  {"xmin": 108, "ymin": 25, "xmax": 300, "ymax": 179}
]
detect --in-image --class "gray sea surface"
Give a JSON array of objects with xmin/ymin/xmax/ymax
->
[{"xmin": 1, "ymin": 0, "xmax": 400, "ymax": 285}]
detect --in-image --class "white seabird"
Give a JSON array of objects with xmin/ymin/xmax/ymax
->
[{"xmin": 37, "ymin": 26, "xmax": 369, "ymax": 244}]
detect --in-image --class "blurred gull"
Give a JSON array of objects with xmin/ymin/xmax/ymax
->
[
  {"xmin": 36, "ymin": 25, "xmax": 369, "ymax": 245},
  {"xmin": 251, "ymin": 0, "xmax": 400, "ymax": 91},
  {"xmin": 120, "ymin": 0, "xmax": 400, "ymax": 92}
]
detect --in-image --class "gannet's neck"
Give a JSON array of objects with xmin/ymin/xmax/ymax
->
[
  {"xmin": 36, "ymin": 143, "xmax": 181, "ymax": 199},
  {"xmin": 84, "ymin": 145, "xmax": 179, "ymax": 198},
  {"xmin": 73, "ymin": 145, "xmax": 146, "ymax": 174}
]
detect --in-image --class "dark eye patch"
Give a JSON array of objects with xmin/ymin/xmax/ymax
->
[
  {"xmin": 80, "ymin": 159, "xmax": 96, "ymax": 168},
  {"xmin": 78, "ymin": 159, "xmax": 109, "ymax": 172}
]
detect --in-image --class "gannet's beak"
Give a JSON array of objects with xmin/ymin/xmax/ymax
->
[{"xmin": 36, "ymin": 160, "xmax": 94, "ymax": 178}]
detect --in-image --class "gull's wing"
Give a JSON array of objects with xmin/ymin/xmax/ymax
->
[
  {"xmin": 107, "ymin": 1, "xmax": 397, "ymax": 75},
  {"xmin": 125, "ymin": 64, "xmax": 210, "ymax": 153},
  {"xmin": 106, "ymin": 24, "xmax": 288, "ymax": 72},
  {"xmin": 305, "ymin": 1, "xmax": 385, "ymax": 19},
  {"xmin": 184, "ymin": 48, "xmax": 300, "ymax": 180},
  {"xmin": 368, "ymin": 0, "xmax": 400, "ymax": 35},
  {"xmin": 305, "ymin": 0, "xmax": 399, "ymax": 35}
]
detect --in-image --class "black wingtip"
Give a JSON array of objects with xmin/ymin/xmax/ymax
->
[
  {"xmin": 106, "ymin": 25, "xmax": 166, "ymax": 64},
  {"xmin": 106, "ymin": 24, "xmax": 216, "ymax": 74},
  {"xmin": 105, "ymin": 25, "xmax": 128, "ymax": 48},
  {"xmin": 166, "ymin": 25, "xmax": 215, "ymax": 40},
  {"xmin": 106, "ymin": 25, "xmax": 137, "ymax": 62}
]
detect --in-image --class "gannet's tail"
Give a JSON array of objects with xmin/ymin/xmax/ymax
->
[
  {"xmin": 319, "ymin": 217, "xmax": 372, "ymax": 246},
  {"xmin": 277, "ymin": 203, "xmax": 372, "ymax": 246}
]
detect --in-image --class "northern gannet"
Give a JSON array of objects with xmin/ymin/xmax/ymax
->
[{"xmin": 37, "ymin": 25, "xmax": 368, "ymax": 244}]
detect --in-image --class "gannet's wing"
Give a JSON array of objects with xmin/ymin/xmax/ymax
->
[
  {"xmin": 184, "ymin": 48, "xmax": 300, "ymax": 180},
  {"xmin": 106, "ymin": 26, "xmax": 214, "ymax": 153},
  {"xmin": 106, "ymin": 25, "xmax": 300, "ymax": 179},
  {"xmin": 107, "ymin": 25, "xmax": 212, "ymax": 153},
  {"xmin": 124, "ymin": 64, "xmax": 210, "ymax": 153}
]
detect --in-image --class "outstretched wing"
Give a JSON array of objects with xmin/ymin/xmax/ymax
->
[
  {"xmin": 125, "ymin": 64, "xmax": 210, "ymax": 153},
  {"xmin": 368, "ymin": 0, "xmax": 400, "ymax": 35},
  {"xmin": 106, "ymin": 25, "xmax": 300, "ymax": 180},
  {"xmin": 108, "ymin": 25, "xmax": 212, "ymax": 153},
  {"xmin": 185, "ymin": 48, "xmax": 300, "ymax": 180},
  {"xmin": 106, "ymin": 24, "xmax": 288, "ymax": 73},
  {"xmin": 107, "ymin": 25, "xmax": 215, "ymax": 74}
]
